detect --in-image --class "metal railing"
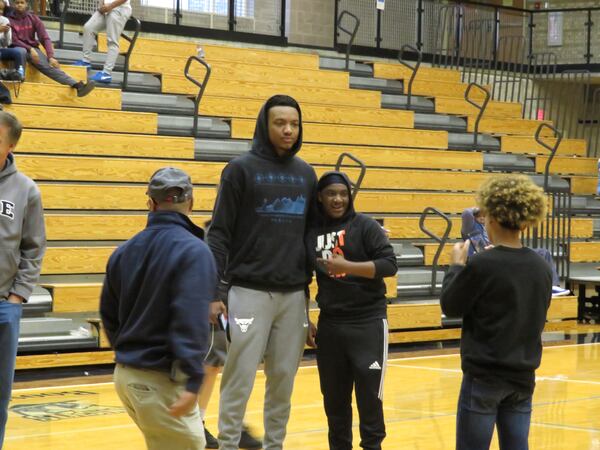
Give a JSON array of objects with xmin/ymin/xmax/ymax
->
[
  {"xmin": 334, "ymin": 152, "xmax": 366, "ymax": 200},
  {"xmin": 184, "ymin": 56, "xmax": 211, "ymax": 138},
  {"xmin": 398, "ymin": 44, "xmax": 421, "ymax": 110},
  {"xmin": 419, "ymin": 207, "xmax": 452, "ymax": 296},
  {"xmin": 56, "ymin": 0, "xmax": 70, "ymax": 49},
  {"xmin": 336, "ymin": 10, "xmax": 360, "ymax": 72},
  {"xmin": 521, "ymin": 123, "xmax": 572, "ymax": 281},
  {"xmin": 120, "ymin": 17, "xmax": 141, "ymax": 91},
  {"xmin": 464, "ymin": 83, "xmax": 490, "ymax": 150}
]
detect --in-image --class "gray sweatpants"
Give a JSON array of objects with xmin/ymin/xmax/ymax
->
[
  {"xmin": 28, "ymin": 48, "xmax": 78, "ymax": 87},
  {"xmin": 218, "ymin": 286, "xmax": 307, "ymax": 450},
  {"xmin": 82, "ymin": 6, "xmax": 132, "ymax": 74}
]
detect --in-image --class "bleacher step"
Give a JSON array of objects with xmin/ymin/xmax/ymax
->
[
  {"xmin": 158, "ymin": 115, "xmax": 231, "ymax": 137},
  {"xmin": 392, "ymin": 243, "xmax": 423, "ymax": 266},
  {"xmin": 349, "ymin": 75, "xmax": 403, "ymax": 95},
  {"xmin": 414, "ymin": 113, "xmax": 466, "ymax": 132},
  {"xmin": 319, "ymin": 57, "xmax": 373, "ymax": 76},
  {"xmin": 484, "ymin": 153, "xmax": 534, "ymax": 171},
  {"xmin": 21, "ymin": 286, "xmax": 52, "ymax": 317},
  {"xmin": 382, "ymin": 93, "xmax": 435, "ymax": 113},
  {"xmin": 19, "ymin": 318, "xmax": 97, "ymax": 352},
  {"xmin": 571, "ymin": 196, "xmax": 600, "ymax": 214},
  {"xmin": 123, "ymin": 91, "xmax": 195, "ymax": 115},
  {"xmin": 448, "ymin": 132, "xmax": 500, "ymax": 151},
  {"xmin": 195, "ymin": 138, "xmax": 250, "ymax": 161}
]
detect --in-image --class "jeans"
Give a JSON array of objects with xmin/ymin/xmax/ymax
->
[
  {"xmin": 0, "ymin": 301, "xmax": 22, "ymax": 448},
  {"xmin": 456, "ymin": 374, "xmax": 533, "ymax": 450},
  {"xmin": 0, "ymin": 47, "xmax": 27, "ymax": 72}
]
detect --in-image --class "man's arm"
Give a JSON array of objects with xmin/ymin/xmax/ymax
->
[
  {"xmin": 169, "ymin": 245, "xmax": 217, "ymax": 394},
  {"xmin": 440, "ymin": 242, "xmax": 478, "ymax": 317},
  {"xmin": 32, "ymin": 15, "xmax": 55, "ymax": 58},
  {"xmin": 207, "ymin": 169, "xmax": 241, "ymax": 301},
  {"xmin": 10, "ymin": 188, "xmax": 45, "ymax": 303},
  {"xmin": 99, "ymin": 254, "xmax": 120, "ymax": 346}
]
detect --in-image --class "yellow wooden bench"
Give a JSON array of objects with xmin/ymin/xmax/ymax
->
[
  {"xmin": 435, "ymin": 96, "xmax": 522, "ymax": 119},
  {"xmin": 136, "ymin": 56, "xmax": 349, "ymax": 88},
  {"xmin": 10, "ymin": 82, "xmax": 121, "ymax": 110},
  {"xmin": 501, "ymin": 136, "xmax": 587, "ymax": 157},
  {"xmin": 231, "ymin": 119, "xmax": 449, "ymax": 149},
  {"xmin": 422, "ymin": 241, "xmax": 600, "ymax": 265},
  {"xmin": 164, "ymin": 77, "xmax": 380, "ymax": 108},
  {"xmin": 98, "ymin": 35, "xmax": 319, "ymax": 69},
  {"xmin": 372, "ymin": 62, "xmax": 462, "ymax": 83},
  {"xmin": 17, "ymin": 129, "xmax": 195, "ymax": 159},
  {"xmin": 6, "ymin": 104, "xmax": 156, "ymax": 134},
  {"xmin": 199, "ymin": 95, "xmax": 415, "ymax": 129}
]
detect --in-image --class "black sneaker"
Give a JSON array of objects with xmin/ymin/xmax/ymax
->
[
  {"xmin": 203, "ymin": 423, "xmax": 218, "ymax": 449},
  {"xmin": 75, "ymin": 80, "xmax": 95, "ymax": 97},
  {"xmin": 239, "ymin": 425, "xmax": 262, "ymax": 449}
]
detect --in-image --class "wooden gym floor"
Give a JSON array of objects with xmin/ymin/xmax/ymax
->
[{"xmin": 5, "ymin": 338, "xmax": 600, "ymax": 449}]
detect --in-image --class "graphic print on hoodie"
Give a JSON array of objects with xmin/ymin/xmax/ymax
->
[
  {"xmin": 306, "ymin": 172, "xmax": 398, "ymax": 322},
  {"xmin": 207, "ymin": 99, "xmax": 318, "ymax": 295}
]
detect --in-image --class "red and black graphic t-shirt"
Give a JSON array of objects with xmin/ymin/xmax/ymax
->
[{"xmin": 306, "ymin": 214, "xmax": 397, "ymax": 322}]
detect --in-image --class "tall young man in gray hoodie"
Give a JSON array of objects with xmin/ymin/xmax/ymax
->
[{"xmin": 0, "ymin": 111, "xmax": 46, "ymax": 447}]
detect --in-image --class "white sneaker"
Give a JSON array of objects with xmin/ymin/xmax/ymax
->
[{"xmin": 551, "ymin": 286, "xmax": 571, "ymax": 297}]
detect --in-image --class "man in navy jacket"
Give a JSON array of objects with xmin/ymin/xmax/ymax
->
[{"xmin": 100, "ymin": 167, "xmax": 216, "ymax": 450}]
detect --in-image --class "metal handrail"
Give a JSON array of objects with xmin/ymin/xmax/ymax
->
[
  {"xmin": 419, "ymin": 207, "xmax": 452, "ymax": 295},
  {"xmin": 398, "ymin": 44, "xmax": 422, "ymax": 110},
  {"xmin": 184, "ymin": 56, "xmax": 211, "ymax": 137},
  {"xmin": 56, "ymin": 0, "xmax": 70, "ymax": 49},
  {"xmin": 465, "ymin": 82, "xmax": 491, "ymax": 149},
  {"xmin": 535, "ymin": 123, "xmax": 563, "ymax": 191},
  {"xmin": 121, "ymin": 16, "xmax": 141, "ymax": 91},
  {"xmin": 336, "ymin": 10, "xmax": 360, "ymax": 72},
  {"xmin": 334, "ymin": 152, "xmax": 366, "ymax": 201}
]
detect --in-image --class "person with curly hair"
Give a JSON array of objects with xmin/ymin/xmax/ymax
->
[{"xmin": 440, "ymin": 174, "xmax": 553, "ymax": 450}]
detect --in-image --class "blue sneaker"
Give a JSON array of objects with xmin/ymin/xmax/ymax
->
[
  {"xmin": 73, "ymin": 59, "xmax": 92, "ymax": 68},
  {"xmin": 90, "ymin": 71, "xmax": 112, "ymax": 83}
]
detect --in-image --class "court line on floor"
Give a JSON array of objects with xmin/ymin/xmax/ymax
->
[
  {"xmin": 13, "ymin": 342, "xmax": 599, "ymax": 394},
  {"xmin": 5, "ymin": 423, "xmax": 138, "ymax": 441},
  {"xmin": 387, "ymin": 364, "xmax": 600, "ymax": 386},
  {"xmin": 531, "ymin": 421, "xmax": 600, "ymax": 433}
]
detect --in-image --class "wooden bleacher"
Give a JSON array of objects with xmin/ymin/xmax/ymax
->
[{"xmin": 11, "ymin": 32, "xmax": 598, "ymax": 371}]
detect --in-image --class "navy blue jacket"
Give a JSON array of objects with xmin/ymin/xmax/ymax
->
[{"xmin": 100, "ymin": 211, "xmax": 216, "ymax": 393}]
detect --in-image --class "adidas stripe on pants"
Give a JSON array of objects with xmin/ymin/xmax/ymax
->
[{"xmin": 315, "ymin": 317, "xmax": 388, "ymax": 450}]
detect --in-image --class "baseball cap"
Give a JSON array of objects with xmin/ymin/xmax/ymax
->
[{"xmin": 147, "ymin": 167, "xmax": 193, "ymax": 203}]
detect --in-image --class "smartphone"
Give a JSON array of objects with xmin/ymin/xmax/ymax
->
[
  {"xmin": 468, "ymin": 232, "xmax": 486, "ymax": 254},
  {"xmin": 217, "ymin": 313, "xmax": 228, "ymax": 331}
]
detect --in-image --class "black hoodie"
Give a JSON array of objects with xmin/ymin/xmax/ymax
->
[
  {"xmin": 207, "ymin": 100, "xmax": 317, "ymax": 297},
  {"xmin": 305, "ymin": 172, "xmax": 398, "ymax": 322}
]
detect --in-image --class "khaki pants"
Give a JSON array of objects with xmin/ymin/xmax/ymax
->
[{"xmin": 114, "ymin": 364, "xmax": 205, "ymax": 450}]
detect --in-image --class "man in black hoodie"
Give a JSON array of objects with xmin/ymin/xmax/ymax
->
[
  {"xmin": 207, "ymin": 95, "xmax": 317, "ymax": 450},
  {"xmin": 305, "ymin": 171, "xmax": 397, "ymax": 450}
]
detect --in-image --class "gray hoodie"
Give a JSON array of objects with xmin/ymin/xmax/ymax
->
[{"xmin": 0, "ymin": 153, "xmax": 45, "ymax": 302}]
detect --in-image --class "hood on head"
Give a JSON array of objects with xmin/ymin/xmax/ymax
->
[
  {"xmin": 316, "ymin": 170, "xmax": 356, "ymax": 226},
  {"xmin": 250, "ymin": 95, "xmax": 303, "ymax": 161}
]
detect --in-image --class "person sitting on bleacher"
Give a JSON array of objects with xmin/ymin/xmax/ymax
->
[
  {"xmin": 0, "ymin": 0, "xmax": 26, "ymax": 82},
  {"xmin": 8, "ymin": 0, "xmax": 95, "ymax": 96},
  {"xmin": 73, "ymin": 0, "xmax": 132, "ymax": 84}
]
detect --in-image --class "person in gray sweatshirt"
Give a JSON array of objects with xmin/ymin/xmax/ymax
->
[{"xmin": 0, "ymin": 111, "xmax": 46, "ymax": 447}]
